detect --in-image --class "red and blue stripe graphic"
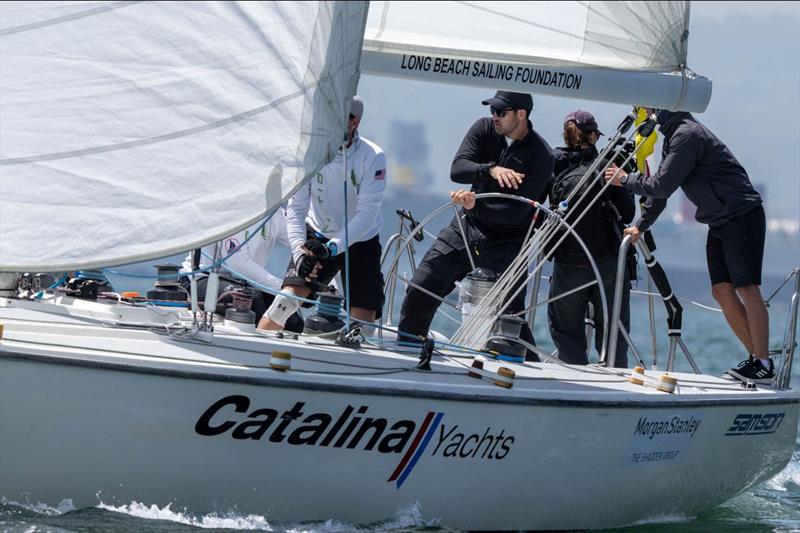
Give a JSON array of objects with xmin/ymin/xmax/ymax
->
[{"xmin": 387, "ymin": 411, "xmax": 444, "ymax": 489}]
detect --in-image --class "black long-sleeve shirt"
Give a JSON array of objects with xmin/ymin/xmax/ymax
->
[
  {"xmin": 636, "ymin": 196, "xmax": 667, "ymax": 232},
  {"xmin": 621, "ymin": 112, "xmax": 761, "ymax": 227},
  {"xmin": 450, "ymin": 117, "xmax": 553, "ymax": 240},
  {"xmin": 550, "ymin": 145, "xmax": 635, "ymax": 263},
  {"xmin": 558, "ymin": 141, "xmax": 664, "ymax": 232}
]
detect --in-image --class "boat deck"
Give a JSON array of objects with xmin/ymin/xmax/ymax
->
[{"xmin": 2, "ymin": 296, "xmax": 796, "ymax": 407}]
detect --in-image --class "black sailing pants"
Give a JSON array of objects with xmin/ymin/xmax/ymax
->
[
  {"xmin": 397, "ymin": 222, "xmax": 537, "ymax": 360},
  {"xmin": 547, "ymin": 256, "xmax": 630, "ymax": 368}
]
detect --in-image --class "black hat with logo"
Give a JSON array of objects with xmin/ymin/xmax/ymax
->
[{"xmin": 481, "ymin": 91, "xmax": 533, "ymax": 113}]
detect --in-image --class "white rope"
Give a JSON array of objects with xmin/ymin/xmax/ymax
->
[{"xmin": 451, "ymin": 217, "xmax": 555, "ymax": 348}]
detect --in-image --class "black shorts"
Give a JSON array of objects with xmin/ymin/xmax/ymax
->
[
  {"xmin": 283, "ymin": 231, "xmax": 384, "ymax": 313},
  {"xmin": 706, "ymin": 205, "xmax": 765, "ymax": 288}
]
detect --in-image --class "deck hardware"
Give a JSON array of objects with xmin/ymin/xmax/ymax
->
[
  {"xmin": 656, "ymin": 373, "xmax": 678, "ymax": 393},
  {"xmin": 628, "ymin": 366, "xmax": 646, "ymax": 385},
  {"xmin": 493, "ymin": 366, "xmax": 515, "ymax": 389},
  {"xmin": 270, "ymin": 350, "xmax": 292, "ymax": 371}
]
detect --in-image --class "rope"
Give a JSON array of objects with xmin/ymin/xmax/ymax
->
[
  {"xmin": 342, "ymin": 142, "xmax": 351, "ymax": 330},
  {"xmin": 630, "ymin": 289, "xmax": 723, "ymax": 313}
]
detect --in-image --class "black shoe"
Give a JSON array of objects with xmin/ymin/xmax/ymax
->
[
  {"xmin": 726, "ymin": 356, "xmax": 774, "ymax": 384},
  {"xmin": 721, "ymin": 355, "xmax": 749, "ymax": 380}
]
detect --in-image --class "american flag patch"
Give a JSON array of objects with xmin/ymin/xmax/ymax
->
[{"xmin": 374, "ymin": 169, "xmax": 386, "ymax": 180}]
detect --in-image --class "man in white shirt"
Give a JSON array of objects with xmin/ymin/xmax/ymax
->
[
  {"xmin": 181, "ymin": 207, "xmax": 304, "ymax": 332},
  {"xmin": 258, "ymin": 95, "xmax": 387, "ymax": 331}
]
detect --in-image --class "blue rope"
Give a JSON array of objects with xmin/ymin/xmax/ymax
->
[
  {"xmin": 33, "ymin": 273, "xmax": 68, "ymax": 300},
  {"xmin": 47, "ymin": 273, "xmax": 67, "ymax": 290},
  {"xmin": 75, "ymin": 270, "xmax": 107, "ymax": 281},
  {"xmin": 100, "ymin": 269, "xmax": 179, "ymax": 280}
]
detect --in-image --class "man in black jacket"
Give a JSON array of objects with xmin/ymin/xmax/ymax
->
[
  {"xmin": 397, "ymin": 91, "xmax": 553, "ymax": 358},
  {"xmin": 604, "ymin": 110, "xmax": 770, "ymax": 383}
]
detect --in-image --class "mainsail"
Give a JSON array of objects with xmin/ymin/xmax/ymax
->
[
  {"xmin": 363, "ymin": 1, "xmax": 711, "ymax": 112},
  {"xmin": 0, "ymin": 1, "xmax": 368, "ymax": 272}
]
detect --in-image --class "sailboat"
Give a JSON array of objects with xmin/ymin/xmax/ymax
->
[{"xmin": 1, "ymin": 1, "xmax": 798, "ymax": 530}]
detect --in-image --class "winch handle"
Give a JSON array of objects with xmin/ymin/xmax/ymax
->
[
  {"xmin": 615, "ymin": 112, "xmax": 636, "ymax": 135},
  {"xmin": 396, "ymin": 209, "xmax": 424, "ymax": 242}
]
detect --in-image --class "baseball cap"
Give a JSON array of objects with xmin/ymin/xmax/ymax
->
[
  {"xmin": 350, "ymin": 95, "xmax": 364, "ymax": 119},
  {"xmin": 481, "ymin": 91, "xmax": 533, "ymax": 113},
  {"xmin": 564, "ymin": 110, "xmax": 603, "ymax": 136}
]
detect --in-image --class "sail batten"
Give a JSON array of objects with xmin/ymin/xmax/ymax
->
[{"xmin": 0, "ymin": 1, "xmax": 368, "ymax": 272}]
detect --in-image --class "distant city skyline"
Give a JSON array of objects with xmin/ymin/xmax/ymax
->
[{"xmin": 357, "ymin": 2, "xmax": 800, "ymax": 224}]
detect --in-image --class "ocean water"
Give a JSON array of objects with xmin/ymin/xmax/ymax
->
[{"xmin": 2, "ymin": 275, "xmax": 799, "ymax": 532}]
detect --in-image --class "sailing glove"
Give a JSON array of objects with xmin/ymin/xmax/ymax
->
[
  {"xmin": 297, "ymin": 239, "xmax": 330, "ymax": 279},
  {"xmin": 303, "ymin": 239, "xmax": 330, "ymax": 260}
]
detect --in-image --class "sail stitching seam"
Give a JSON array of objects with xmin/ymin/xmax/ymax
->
[
  {"xmin": 1, "ymin": 81, "xmax": 328, "ymax": 166},
  {"xmin": 0, "ymin": 1, "xmax": 140, "ymax": 37}
]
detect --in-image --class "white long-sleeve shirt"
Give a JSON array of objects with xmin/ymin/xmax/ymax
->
[
  {"xmin": 181, "ymin": 209, "xmax": 289, "ymax": 290},
  {"xmin": 286, "ymin": 132, "xmax": 386, "ymax": 262}
]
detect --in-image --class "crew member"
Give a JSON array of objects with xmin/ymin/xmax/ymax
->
[
  {"xmin": 258, "ymin": 95, "xmax": 386, "ymax": 331},
  {"xmin": 604, "ymin": 109, "xmax": 770, "ymax": 383},
  {"xmin": 181, "ymin": 207, "xmax": 304, "ymax": 332},
  {"xmin": 548, "ymin": 110, "xmax": 635, "ymax": 367},
  {"xmin": 397, "ymin": 91, "xmax": 553, "ymax": 358}
]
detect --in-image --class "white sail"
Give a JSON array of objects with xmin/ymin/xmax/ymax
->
[
  {"xmin": 363, "ymin": 1, "xmax": 711, "ymax": 111},
  {"xmin": 0, "ymin": 1, "xmax": 368, "ymax": 272}
]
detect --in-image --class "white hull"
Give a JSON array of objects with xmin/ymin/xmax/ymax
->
[{"xmin": 1, "ymin": 297, "xmax": 797, "ymax": 530}]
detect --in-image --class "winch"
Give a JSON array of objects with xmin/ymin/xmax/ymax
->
[
  {"xmin": 0, "ymin": 272, "xmax": 19, "ymax": 298},
  {"xmin": 223, "ymin": 286, "xmax": 256, "ymax": 325},
  {"xmin": 458, "ymin": 267, "xmax": 498, "ymax": 321},
  {"xmin": 146, "ymin": 264, "xmax": 189, "ymax": 306},
  {"xmin": 304, "ymin": 292, "xmax": 344, "ymax": 334},
  {"xmin": 484, "ymin": 314, "xmax": 527, "ymax": 363}
]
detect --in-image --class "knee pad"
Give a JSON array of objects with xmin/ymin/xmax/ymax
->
[{"xmin": 266, "ymin": 291, "xmax": 301, "ymax": 327}]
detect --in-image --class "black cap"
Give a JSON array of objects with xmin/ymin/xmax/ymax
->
[
  {"xmin": 481, "ymin": 91, "xmax": 533, "ymax": 113},
  {"xmin": 564, "ymin": 110, "xmax": 603, "ymax": 136},
  {"xmin": 350, "ymin": 95, "xmax": 364, "ymax": 119}
]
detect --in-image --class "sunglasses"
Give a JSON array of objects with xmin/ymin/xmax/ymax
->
[{"xmin": 490, "ymin": 107, "xmax": 515, "ymax": 118}]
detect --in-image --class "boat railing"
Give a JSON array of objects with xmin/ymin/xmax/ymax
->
[
  {"xmin": 608, "ymin": 235, "xmax": 701, "ymax": 372},
  {"xmin": 381, "ymin": 194, "xmax": 610, "ymax": 356},
  {"xmin": 380, "ymin": 115, "xmax": 668, "ymax": 356},
  {"xmin": 774, "ymin": 268, "xmax": 800, "ymax": 388},
  {"xmin": 608, "ymin": 236, "xmax": 800, "ymax": 388}
]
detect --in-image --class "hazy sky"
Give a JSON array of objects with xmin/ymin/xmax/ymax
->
[{"xmin": 357, "ymin": 1, "xmax": 800, "ymax": 221}]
